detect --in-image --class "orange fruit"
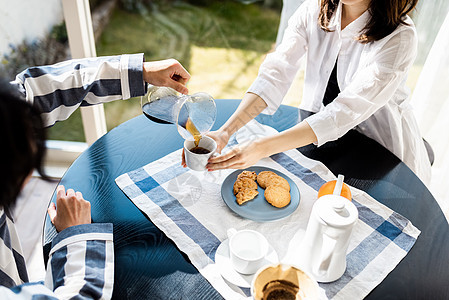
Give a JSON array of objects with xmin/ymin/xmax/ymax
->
[{"xmin": 318, "ymin": 180, "xmax": 352, "ymax": 201}]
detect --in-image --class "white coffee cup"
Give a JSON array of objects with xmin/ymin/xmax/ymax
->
[
  {"xmin": 227, "ymin": 228, "xmax": 269, "ymax": 275},
  {"xmin": 184, "ymin": 136, "xmax": 217, "ymax": 171},
  {"xmin": 251, "ymin": 264, "xmax": 320, "ymax": 300}
]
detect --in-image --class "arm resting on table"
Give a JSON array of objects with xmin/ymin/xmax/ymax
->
[
  {"xmin": 45, "ymin": 223, "xmax": 114, "ymax": 300},
  {"xmin": 0, "ymin": 223, "xmax": 114, "ymax": 300}
]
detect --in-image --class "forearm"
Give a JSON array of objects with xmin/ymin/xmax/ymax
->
[
  {"xmin": 220, "ymin": 92, "xmax": 268, "ymax": 137},
  {"xmin": 207, "ymin": 118, "xmax": 317, "ymax": 170},
  {"xmin": 257, "ymin": 120, "xmax": 317, "ymax": 157}
]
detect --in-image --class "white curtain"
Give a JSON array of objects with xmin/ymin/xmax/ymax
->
[
  {"xmin": 276, "ymin": 0, "xmax": 304, "ymax": 45},
  {"xmin": 411, "ymin": 10, "xmax": 449, "ymax": 214}
]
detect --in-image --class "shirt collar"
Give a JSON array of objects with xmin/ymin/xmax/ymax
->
[{"xmin": 328, "ymin": 1, "xmax": 370, "ymax": 39}]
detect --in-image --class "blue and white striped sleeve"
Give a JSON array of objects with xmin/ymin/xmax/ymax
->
[
  {"xmin": 0, "ymin": 223, "xmax": 114, "ymax": 300},
  {"xmin": 12, "ymin": 53, "xmax": 146, "ymax": 127},
  {"xmin": 45, "ymin": 223, "xmax": 114, "ymax": 300}
]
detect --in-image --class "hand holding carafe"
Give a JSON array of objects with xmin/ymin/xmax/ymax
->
[{"xmin": 141, "ymin": 86, "xmax": 217, "ymax": 171}]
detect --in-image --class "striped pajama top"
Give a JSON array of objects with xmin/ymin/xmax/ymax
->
[
  {"xmin": 12, "ymin": 53, "xmax": 146, "ymax": 127},
  {"xmin": 1, "ymin": 53, "xmax": 147, "ymax": 299}
]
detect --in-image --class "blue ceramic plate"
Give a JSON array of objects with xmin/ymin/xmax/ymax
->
[{"xmin": 221, "ymin": 166, "xmax": 300, "ymax": 222}]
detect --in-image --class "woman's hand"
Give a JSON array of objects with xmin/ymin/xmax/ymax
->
[
  {"xmin": 47, "ymin": 185, "xmax": 92, "ymax": 232},
  {"xmin": 206, "ymin": 120, "xmax": 317, "ymax": 170},
  {"xmin": 143, "ymin": 59, "xmax": 191, "ymax": 95},
  {"xmin": 207, "ymin": 130, "xmax": 231, "ymax": 154},
  {"xmin": 181, "ymin": 129, "xmax": 231, "ymax": 168},
  {"xmin": 181, "ymin": 92, "xmax": 268, "ymax": 168},
  {"xmin": 206, "ymin": 139, "xmax": 267, "ymax": 170}
]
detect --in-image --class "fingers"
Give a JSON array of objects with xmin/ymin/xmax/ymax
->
[
  {"xmin": 143, "ymin": 60, "xmax": 190, "ymax": 94},
  {"xmin": 207, "ymin": 157, "xmax": 246, "ymax": 171},
  {"xmin": 169, "ymin": 63, "xmax": 190, "ymax": 94},
  {"xmin": 206, "ymin": 139, "xmax": 263, "ymax": 171},
  {"xmin": 56, "ymin": 185, "xmax": 65, "ymax": 198},
  {"xmin": 57, "ymin": 185, "xmax": 84, "ymax": 200},
  {"xmin": 170, "ymin": 81, "xmax": 189, "ymax": 95},
  {"xmin": 176, "ymin": 76, "xmax": 188, "ymax": 86},
  {"xmin": 208, "ymin": 147, "xmax": 239, "ymax": 164},
  {"xmin": 66, "ymin": 188, "xmax": 75, "ymax": 198},
  {"xmin": 52, "ymin": 186, "xmax": 92, "ymax": 232},
  {"xmin": 47, "ymin": 202, "xmax": 57, "ymax": 223},
  {"xmin": 212, "ymin": 162, "xmax": 244, "ymax": 171},
  {"xmin": 207, "ymin": 148, "xmax": 242, "ymax": 170},
  {"xmin": 171, "ymin": 64, "xmax": 190, "ymax": 83}
]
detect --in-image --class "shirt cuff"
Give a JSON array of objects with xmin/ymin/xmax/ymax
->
[
  {"xmin": 305, "ymin": 110, "xmax": 339, "ymax": 147},
  {"xmin": 247, "ymin": 77, "xmax": 284, "ymax": 115},
  {"xmin": 119, "ymin": 53, "xmax": 146, "ymax": 99},
  {"xmin": 50, "ymin": 223, "xmax": 113, "ymax": 255}
]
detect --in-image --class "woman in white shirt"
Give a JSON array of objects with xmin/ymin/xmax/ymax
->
[{"xmin": 204, "ymin": 0, "xmax": 431, "ymax": 185}]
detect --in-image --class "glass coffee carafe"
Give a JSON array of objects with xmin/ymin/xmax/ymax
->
[{"xmin": 141, "ymin": 86, "xmax": 216, "ymax": 145}]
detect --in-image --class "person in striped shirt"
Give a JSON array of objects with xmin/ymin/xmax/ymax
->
[{"xmin": 0, "ymin": 53, "xmax": 190, "ymax": 299}]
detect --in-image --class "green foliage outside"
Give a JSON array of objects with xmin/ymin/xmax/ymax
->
[{"xmin": 48, "ymin": 0, "xmax": 281, "ymax": 142}]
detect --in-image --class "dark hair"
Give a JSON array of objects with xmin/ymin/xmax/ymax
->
[
  {"xmin": 0, "ymin": 78, "xmax": 49, "ymax": 210},
  {"xmin": 318, "ymin": 0, "xmax": 419, "ymax": 43}
]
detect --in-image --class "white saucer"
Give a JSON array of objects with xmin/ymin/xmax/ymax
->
[
  {"xmin": 235, "ymin": 120, "xmax": 278, "ymax": 144},
  {"xmin": 214, "ymin": 238, "xmax": 279, "ymax": 288}
]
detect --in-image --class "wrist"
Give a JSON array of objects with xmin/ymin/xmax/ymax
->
[
  {"xmin": 254, "ymin": 137, "xmax": 271, "ymax": 158},
  {"xmin": 142, "ymin": 62, "xmax": 150, "ymax": 83},
  {"xmin": 217, "ymin": 127, "xmax": 231, "ymax": 142}
]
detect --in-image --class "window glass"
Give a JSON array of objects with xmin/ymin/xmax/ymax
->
[
  {"xmin": 97, "ymin": 0, "xmax": 282, "ymax": 134},
  {"xmin": 47, "ymin": 0, "xmax": 449, "ymax": 141}
]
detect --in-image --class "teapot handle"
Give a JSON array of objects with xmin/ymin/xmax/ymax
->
[{"xmin": 314, "ymin": 234, "xmax": 337, "ymax": 276}]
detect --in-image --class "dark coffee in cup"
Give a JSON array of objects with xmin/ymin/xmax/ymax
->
[
  {"xmin": 262, "ymin": 280, "xmax": 299, "ymax": 300},
  {"xmin": 190, "ymin": 146, "xmax": 210, "ymax": 154}
]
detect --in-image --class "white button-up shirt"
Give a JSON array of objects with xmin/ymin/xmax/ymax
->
[{"xmin": 248, "ymin": 0, "xmax": 431, "ymax": 185}]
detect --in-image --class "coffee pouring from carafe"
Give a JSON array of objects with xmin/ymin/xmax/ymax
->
[{"xmin": 141, "ymin": 86, "xmax": 216, "ymax": 143}]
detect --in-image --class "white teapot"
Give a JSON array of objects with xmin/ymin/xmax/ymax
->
[{"xmin": 298, "ymin": 194, "xmax": 358, "ymax": 283}]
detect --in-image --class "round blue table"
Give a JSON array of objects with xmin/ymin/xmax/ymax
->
[{"xmin": 44, "ymin": 99, "xmax": 449, "ymax": 299}]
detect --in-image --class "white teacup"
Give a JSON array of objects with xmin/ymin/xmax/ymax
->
[
  {"xmin": 251, "ymin": 264, "xmax": 320, "ymax": 300},
  {"xmin": 184, "ymin": 136, "xmax": 217, "ymax": 171},
  {"xmin": 227, "ymin": 228, "xmax": 269, "ymax": 275}
]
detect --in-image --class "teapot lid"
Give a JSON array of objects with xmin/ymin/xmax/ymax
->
[{"xmin": 315, "ymin": 195, "xmax": 358, "ymax": 227}]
